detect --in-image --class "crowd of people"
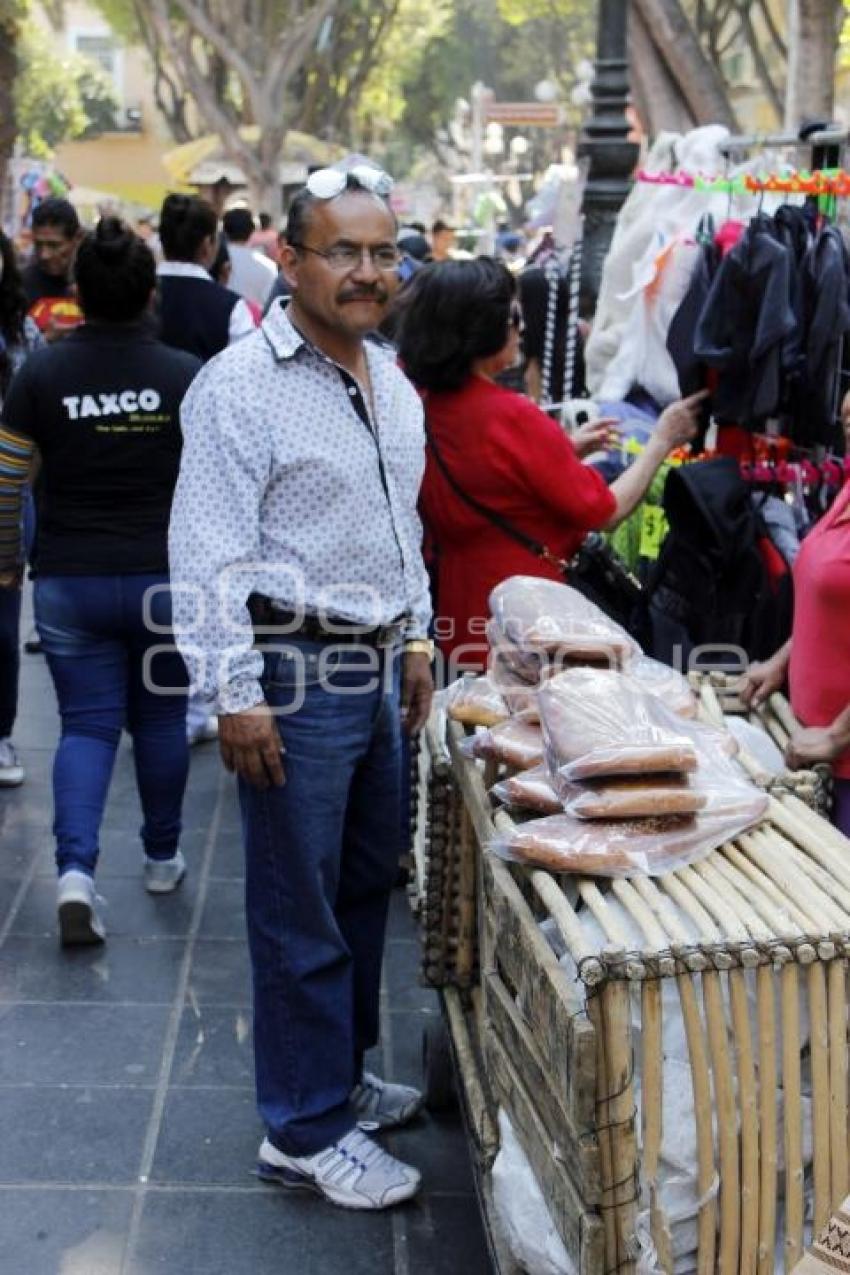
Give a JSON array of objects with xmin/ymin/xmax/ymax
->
[{"xmin": 0, "ymin": 162, "xmax": 848, "ymax": 1210}]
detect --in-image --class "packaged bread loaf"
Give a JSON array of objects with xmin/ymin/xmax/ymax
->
[
  {"xmin": 443, "ymin": 674, "xmax": 509, "ymax": 727},
  {"xmin": 560, "ymin": 776, "xmax": 707, "ymax": 819},
  {"xmin": 470, "ymin": 717, "xmax": 544, "ymax": 770},
  {"xmin": 539, "ymin": 667, "xmax": 699, "ymax": 780},
  {"xmin": 488, "ymin": 575, "xmax": 639, "ymax": 666},
  {"xmin": 491, "ymin": 764, "xmax": 562, "ymax": 814},
  {"xmin": 491, "ymin": 783, "xmax": 768, "ymax": 877},
  {"xmin": 627, "ymin": 654, "xmax": 698, "ymax": 718}
]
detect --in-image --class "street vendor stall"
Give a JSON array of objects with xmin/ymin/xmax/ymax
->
[{"xmin": 411, "ymin": 575, "xmax": 850, "ymax": 1275}]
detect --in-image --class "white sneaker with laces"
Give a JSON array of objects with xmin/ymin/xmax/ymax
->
[
  {"xmin": 57, "ymin": 870, "xmax": 106, "ymax": 946},
  {"xmin": 351, "ymin": 1071, "xmax": 424, "ymax": 1131},
  {"xmin": 256, "ymin": 1128, "xmax": 420, "ymax": 1210},
  {"xmin": 0, "ymin": 738, "xmax": 24, "ymax": 787},
  {"xmin": 144, "ymin": 849, "xmax": 186, "ymax": 894}
]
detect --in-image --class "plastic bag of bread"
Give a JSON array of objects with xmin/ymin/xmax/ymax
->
[
  {"xmin": 559, "ymin": 775, "xmax": 707, "ymax": 820},
  {"xmin": 491, "ymin": 765, "xmax": 562, "ymax": 815},
  {"xmin": 442, "ymin": 675, "xmax": 509, "ymax": 728},
  {"xmin": 469, "ymin": 718, "xmax": 544, "ymax": 770},
  {"xmin": 627, "ymin": 654, "xmax": 698, "ymax": 718},
  {"xmin": 491, "ymin": 783, "xmax": 768, "ymax": 877},
  {"xmin": 489, "ymin": 576, "xmax": 639, "ymax": 666},
  {"xmin": 487, "ymin": 649, "xmax": 544, "ymax": 718},
  {"xmin": 539, "ymin": 667, "xmax": 700, "ymax": 781}
]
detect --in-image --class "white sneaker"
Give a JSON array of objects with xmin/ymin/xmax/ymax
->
[
  {"xmin": 0, "ymin": 738, "xmax": 24, "ymax": 787},
  {"xmin": 57, "ymin": 870, "xmax": 106, "ymax": 946},
  {"xmin": 144, "ymin": 849, "xmax": 187, "ymax": 894},
  {"xmin": 351, "ymin": 1071, "xmax": 424, "ymax": 1131},
  {"xmin": 256, "ymin": 1128, "xmax": 421, "ymax": 1210},
  {"xmin": 187, "ymin": 717, "xmax": 218, "ymax": 747}
]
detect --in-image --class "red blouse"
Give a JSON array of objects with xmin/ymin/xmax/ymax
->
[
  {"xmin": 419, "ymin": 375, "xmax": 616, "ymax": 671},
  {"xmin": 789, "ymin": 479, "xmax": 850, "ymax": 778}
]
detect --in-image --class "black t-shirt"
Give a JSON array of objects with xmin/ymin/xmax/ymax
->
[
  {"xmin": 2, "ymin": 322, "xmax": 200, "ymax": 575},
  {"xmin": 20, "ymin": 262, "xmax": 73, "ymax": 306}
]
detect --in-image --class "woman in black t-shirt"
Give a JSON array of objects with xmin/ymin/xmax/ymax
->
[{"xmin": 0, "ymin": 218, "xmax": 201, "ymax": 946}]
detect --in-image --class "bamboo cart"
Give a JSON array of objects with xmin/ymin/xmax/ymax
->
[{"xmin": 412, "ymin": 703, "xmax": 850, "ymax": 1275}]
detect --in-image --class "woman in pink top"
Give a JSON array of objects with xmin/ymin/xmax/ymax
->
[{"xmin": 742, "ymin": 392, "xmax": 850, "ymax": 834}]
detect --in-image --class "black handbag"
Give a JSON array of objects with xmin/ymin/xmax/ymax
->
[{"xmin": 425, "ymin": 424, "xmax": 646, "ymax": 635}]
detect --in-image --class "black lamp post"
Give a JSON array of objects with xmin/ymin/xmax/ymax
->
[{"xmin": 578, "ymin": 0, "xmax": 639, "ymax": 313}]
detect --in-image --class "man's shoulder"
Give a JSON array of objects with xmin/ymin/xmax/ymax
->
[{"xmin": 186, "ymin": 328, "xmax": 269, "ymax": 389}]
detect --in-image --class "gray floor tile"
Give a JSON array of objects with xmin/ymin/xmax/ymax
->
[
  {"xmin": 0, "ymin": 1187, "xmax": 131, "ymax": 1275},
  {"xmin": 151, "ymin": 1088, "xmax": 262, "ymax": 1185},
  {"xmin": 0, "ymin": 878, "xmax": 24, "ymax": 930},
  {"xmin": 0, "ymin": 1003, "xmax": 170, "ymax": 1085},
  {"xmin": 171, "ymin": 1005, "xmax": 254, "ymax": 1089},
  {"xmin": 388, "ymin": 1111, "xmax": 478, "ymax": 1197},
  {"xmin": 11, "ymin": 876, "xmax": 198, "ymax": 940},
  {"xmin": 129, "ymin": 1189, "xmax": 311, "ymax": 1275},
  {"xmin": 406, "ymin": 1193, "xmax": 493, "ymax": 1273},
  {"xmin": 0, "ymin": 937, "xmax": 185, "ymax": 1005},
  {"xmin": 0, "ymin": 1086, "xmax": 153, "ymax": 1183},
  {"xmin": 197, "ymin": 880, "xmax": 246, "ymax": 939},
  {"xmin": 186, "ymin": 940, "xmax": 251, "ymax": 1007}
]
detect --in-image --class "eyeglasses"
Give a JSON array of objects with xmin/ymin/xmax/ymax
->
[
  {"xmin": 305, "ymin": 165, "xmax": 394, "ymax": 200},
  {"xmin": 291, "ymin": 242, "xmax": 402, "ymax": 272}
]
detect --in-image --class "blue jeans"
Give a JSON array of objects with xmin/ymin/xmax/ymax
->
[
  {"xmin": 240, "ymin": 639, "xmax": 402, "ymax": 1156},
  {"xmin": 34, "ymin": 575, "xmax": 189, "ymax": 877},
  {"xmin": 0, "ymin": 585, "xmax": 22, "ymax": 739}
]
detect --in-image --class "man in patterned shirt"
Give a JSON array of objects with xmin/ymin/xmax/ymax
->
[{"xmin": 169, "ymin": 166, "xmax": 434, "ymax": 1210}]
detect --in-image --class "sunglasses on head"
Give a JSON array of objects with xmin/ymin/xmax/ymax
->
[{"xmin": 305, "ymin": 165, "xmax": 394, "ymax": 200}]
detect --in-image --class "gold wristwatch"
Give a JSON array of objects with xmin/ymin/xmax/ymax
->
[{"xmin": 404, "ymin": 638, "xmax": 435, "ymax": 659}]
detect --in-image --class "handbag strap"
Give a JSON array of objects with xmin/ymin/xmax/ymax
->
[{"xmin": 424, "ymin": 421, "xmax": 570, "ymax": 573}]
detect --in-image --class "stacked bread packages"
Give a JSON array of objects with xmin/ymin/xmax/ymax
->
[{"xmin": 450, "ymin": 575, "xmax": 766, "ymax": 876}]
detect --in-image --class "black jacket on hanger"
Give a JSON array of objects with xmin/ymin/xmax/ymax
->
[
  {"xmin": 693, "ymin": 216, "xmax": 796, "ymax": 422},
  {"xmin": 800, "ymin": 225, "xmax": 850, "ymax": 445}
]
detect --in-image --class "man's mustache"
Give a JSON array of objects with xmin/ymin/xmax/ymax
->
[{"xmin": 338, "ymin": 287, "xmax": 388, "ymax": 302}]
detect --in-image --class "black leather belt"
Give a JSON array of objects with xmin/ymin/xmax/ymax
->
[{"xmin": 249, "ymin": 595, "xmax": 406, "ymax": 648}]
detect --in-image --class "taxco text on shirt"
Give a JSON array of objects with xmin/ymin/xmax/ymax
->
[{"xmin": 62, "ymin": 389, "xmax": 163, "ymax": 419}]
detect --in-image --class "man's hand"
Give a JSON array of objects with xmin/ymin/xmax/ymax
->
[
  {"xmin": 218, "ymin": 702, "xmax": 286, "ymax": 789},
  {"xmin": 785, "ymin": 726, "xmax": 841, "ymax": 771},
  {"xmin": 401, "ymin": 652, "xmax": 433, "ymax": 735}
]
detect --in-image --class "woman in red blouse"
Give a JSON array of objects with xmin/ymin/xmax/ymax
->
[
  {"xmin": 395, "ymin": 258, "xmax": 705, "ymax": 672},
  {"xmin": 742, "ymin": 393, "xmax": 850, "ymax": 835}
]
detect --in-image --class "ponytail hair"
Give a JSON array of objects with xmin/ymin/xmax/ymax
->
[
  {"xmin": 74, "ymin": 217, "xmax": 156, "ymax": 322},
  {"xmin": 159, "ymin": 192, "xmax": 218, "ymax": 263}
]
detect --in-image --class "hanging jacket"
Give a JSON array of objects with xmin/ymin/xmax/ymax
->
[
  {"xmin": 693, "ymin": 217, "xmax": 796, "ymax": 423},
  {"xmin": 770, "ymin": 204, "xmax": 813, "ymax": 419},
  {"xmin": 800, "ymin": 225, "xmax": 850, "ymax": 445},
  {"xmin": 646, "ymin": 457, "xmax": 793, "ymax": 664}
]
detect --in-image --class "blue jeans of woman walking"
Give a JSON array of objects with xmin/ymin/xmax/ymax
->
[{"xmin": 35, "ymin": 574, "xmax": 189, "ymax": 877}]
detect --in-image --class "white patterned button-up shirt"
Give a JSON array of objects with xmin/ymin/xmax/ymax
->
[{"xmin": 168, "ymin": 302, "xmax": 432, "ymax": 714}]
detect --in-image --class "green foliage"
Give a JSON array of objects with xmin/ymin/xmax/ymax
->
[
  {"xmin": 14, "ymin": 20, "xmax": 119, "ymax": 155},
  {"xmin": 842, "ymin": 0, "xmax": 850, "ymax": 67}
]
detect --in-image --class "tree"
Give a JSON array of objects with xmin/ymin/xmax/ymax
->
[
  {"xmin": 0, "ymin": 0, "xmax": 27, "ymax": 201},
  {"xmin": 785, "ymin": 0, "xmax": 843, "ymax": 129},
  {"xmin": 91, "ymin": 0, "xmax": 337, "ymax": 215},
  {"xmin": 631, "ymin": 0, "xmax": 843, "ymax": 137},
  {"xmin": 14, "ymin": 20, "xmax": 120, "ymax": 156}
]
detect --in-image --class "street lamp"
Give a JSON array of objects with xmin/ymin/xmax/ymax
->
[{"xmin": 577, "ymin": 0, "xmax": 639, "ymax": 312}]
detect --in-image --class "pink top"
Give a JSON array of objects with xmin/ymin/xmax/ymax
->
[{"xmin": 789, "ymin": 480, "xmax": 850, "ymax": 778}]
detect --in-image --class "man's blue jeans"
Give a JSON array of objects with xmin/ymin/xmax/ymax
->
[
  {"xmin": 35, "ymin": 575, "xmax": 189, "ymax": 876},
  {"xmin": 240, "ymin": 639, "xmax": 402, "ymax": 1156}
]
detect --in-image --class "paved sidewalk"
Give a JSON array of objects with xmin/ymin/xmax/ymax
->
[{"xmin": 0, "ymin": 612, "xmax": 491, "ymax": 1274}]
